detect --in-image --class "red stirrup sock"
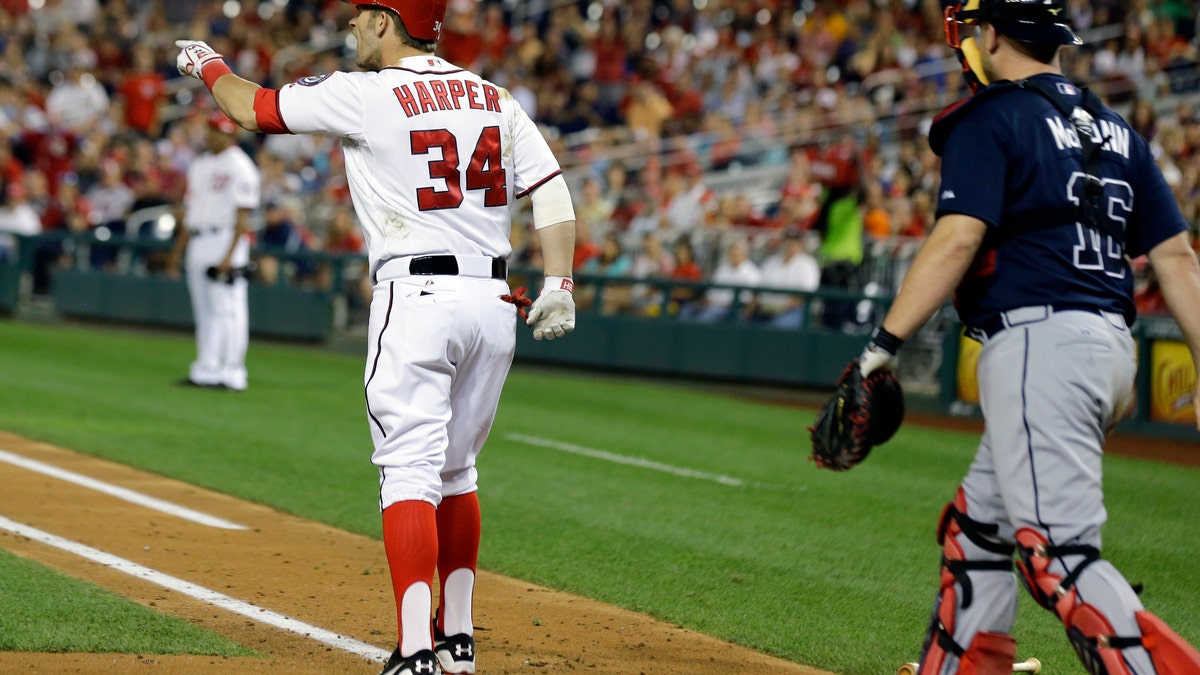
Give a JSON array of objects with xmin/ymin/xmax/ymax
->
[
  {"xmin": 382, "ymin": 500, "xmax": 438, "ymax": 652},
  {"xmin": 436, "ymin": 492, "xmax": 481, "ymax": 636}
]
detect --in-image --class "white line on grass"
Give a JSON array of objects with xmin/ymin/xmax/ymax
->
[
  {"xmin": 503, "ymin": 433, "xmax": 746, "ymax": 487},
  {"xmin": 0, "ymin": 516, "xmax": 390, "ymax": 663},
  {"xmin": 0, "ymin": 448, "xmax": 248, "ymax": 530}
]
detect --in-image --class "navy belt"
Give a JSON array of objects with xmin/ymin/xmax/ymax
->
[{"xmin": 969, "ymin": 304, "xmax": 1119, "ymax": 340}]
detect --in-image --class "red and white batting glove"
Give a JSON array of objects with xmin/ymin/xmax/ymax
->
[
  {"xmin": 500, "ymin": 286, "xmax": 533, "ymax": 320},
  {"xmin": 526, "ymin": 276, "xmax": 575, "ymax": 341},
  {"xmin": 175, "ymin": 39, "xmax": 232, "ymax": 90}
]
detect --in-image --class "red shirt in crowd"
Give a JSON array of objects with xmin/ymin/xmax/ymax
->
[{"xmin": 119, "ymin": 71, "xmax": 167, "ymax": 135}]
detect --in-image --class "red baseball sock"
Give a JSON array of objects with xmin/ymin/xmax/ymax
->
[
  {"xmin": 436, "ymin": 492, "xmax": 480, "ymax": 635},
  {"xmin": 381, "ymin": 500, "xmax": 438, "ymax": 651}
]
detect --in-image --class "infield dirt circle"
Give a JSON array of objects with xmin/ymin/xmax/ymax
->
[{"xmin": 0, "ymin": 431, "xmax": 831, "ymax": 675}]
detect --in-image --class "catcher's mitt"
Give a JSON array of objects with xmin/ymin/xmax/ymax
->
[{"xmin": 808, "ymin": 359, "xmax": 905, "ymax": 471}]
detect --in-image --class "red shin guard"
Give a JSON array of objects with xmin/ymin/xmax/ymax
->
[
  {"xmin": 959, "ymin": 632, "xmax": 1017, "ymax": 675},
  {"xmin": 1015, "ymin": 527, "xmax": 1200, "ymax": 675},
  {"xmin": 919, "ymin": 490, "xmax": 1016, "ymax": 674},
  {"xmin": 1135, "ymin": 611, "xmax": 1200, "ymax": 674}
]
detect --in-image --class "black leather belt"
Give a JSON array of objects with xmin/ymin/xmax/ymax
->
[
  {"xmin": 408, "ymin": 255, "xmax": 507, "ymax": 280},
  {"xmin": 188, "ymin": 226, "xmax": 224, "ymax": 237},
  {"xmin": 970, "ymin": 303, "xmax": 1114, "ymax": 340}
]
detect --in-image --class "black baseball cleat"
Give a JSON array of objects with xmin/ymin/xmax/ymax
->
[
  {"xmin": 433, "ymin": 624, "xmax": 475, "ymax": 674},
  {"xmin": 378, "ymin": 647, "xmax": 440, "ymax": 675},
  {"xmin": 175, "ymin": 378, "xmax": 226, "ymax": 390}
]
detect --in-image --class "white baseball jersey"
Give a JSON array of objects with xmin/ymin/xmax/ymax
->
[
  {"xmin": 184, "ymin": 145, "xmax": 261, "ymax": 230},
  {"xmin": 260, "ymin": 56, "xmax": 563, "ymax": 274},
  {"xmin": 182, "ymin": 144, "xmax": 260, "ymax": 391}
]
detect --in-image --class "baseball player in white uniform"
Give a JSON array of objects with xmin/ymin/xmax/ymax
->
[
  {"xmin": 175, "ymin": 2, "xmax": 577, "ymax": 673},
  {"xmin": 169, "ymin": 111, "xmax": 260, "ymax": 392}
]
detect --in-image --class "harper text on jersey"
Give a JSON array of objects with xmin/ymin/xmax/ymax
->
[
  {"xmin": 392, "ymin": 79, "xmax": 501, "ymax": 118},
  {"xmin": 1045, "ymin": 115, "xmax": 1131, "ymax": 159}
]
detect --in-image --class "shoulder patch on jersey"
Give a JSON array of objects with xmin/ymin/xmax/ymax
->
[{"xmin": 296, "ymin": 73, "xmax": 333, "ymax": 87}]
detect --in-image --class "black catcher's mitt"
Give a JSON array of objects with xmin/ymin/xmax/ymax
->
[{"xmin": 808, "ymin": 359, "xmax": 905, "ymax": 471}]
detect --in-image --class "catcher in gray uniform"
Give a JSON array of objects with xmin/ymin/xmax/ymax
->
[{"xmin": 846, "ymin": 0, "xmax": 1200, "ymax": 673}]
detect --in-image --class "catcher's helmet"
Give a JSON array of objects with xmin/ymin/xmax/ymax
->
[
  {"xmin": 945, "ymin": 0, "xmax": 1081, "ymax": 47},
  {"xmin": 347, "ymin": 0, "xmax": 447, "ymax": 42}
]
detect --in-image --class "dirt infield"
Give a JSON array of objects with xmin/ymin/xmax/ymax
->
[{"xmin": 0, "ymin": 431, "xmax": 829, "ymax": 675}]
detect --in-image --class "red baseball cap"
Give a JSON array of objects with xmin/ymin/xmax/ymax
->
[{"xmin": 207, "ymin": 111, "xmax": 238, "ymax": 134}]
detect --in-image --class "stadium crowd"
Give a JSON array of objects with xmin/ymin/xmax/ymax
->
[{"xmin": 0, "ymin": 0, "xmax": 1197, "ymax": 325}]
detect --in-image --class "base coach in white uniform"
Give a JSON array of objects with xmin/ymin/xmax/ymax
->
[
  {"xmin": 175, "ymin": 2, "xmax": 577, "ymax": 673},
  {"xmin": 169, "ymin": 111, "xmax": 260, "ymax": 392}
]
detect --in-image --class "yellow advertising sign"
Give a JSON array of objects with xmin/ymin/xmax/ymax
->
[
  {"xmin": 1150, "ymin": 340, "xmax": 1197, "ymax": 424},
  {"xmin": 957, "ymin": 335, "xmax": 982, "ymax": 405}
]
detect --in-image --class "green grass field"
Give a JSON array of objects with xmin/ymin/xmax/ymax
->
[{"xmin": 0, "ymin": 318, "xmax": 1197, "ymax": 674}]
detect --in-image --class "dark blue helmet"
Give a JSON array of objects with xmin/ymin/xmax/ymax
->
[{"xmin": 950, "ymin": 0, "xmax": 1082, "ymax": 46}]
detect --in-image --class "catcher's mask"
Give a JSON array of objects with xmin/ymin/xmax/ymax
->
[
  {"xmin": 943, "ymin": 0, "xmax": 1082, "ymax": 92},
  {"xmin": 347, "ymin": 0, "xmax": 447, "ymax": 42}
]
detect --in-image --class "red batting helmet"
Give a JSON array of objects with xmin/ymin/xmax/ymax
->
[{"xmin": 347, "ymin": 0, "xmax": 447, "ymax": 42}]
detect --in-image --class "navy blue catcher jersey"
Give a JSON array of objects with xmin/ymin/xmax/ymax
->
[{"xmin": 931, "ymin": 73, "xmax": 1187, "ymax": 330}]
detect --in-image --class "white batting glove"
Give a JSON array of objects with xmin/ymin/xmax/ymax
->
[
  {"xmin": 175, "ymin": 39, "xmax": 226, "ymax": 80},
  {"xmin": 526, "ymin": 278, "xmax": 575, "ymax": 341}
]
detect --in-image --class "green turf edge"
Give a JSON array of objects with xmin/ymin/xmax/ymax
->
[{"xmin": 0, "ymin": 548, "xmax": 258, "ymax": 656}]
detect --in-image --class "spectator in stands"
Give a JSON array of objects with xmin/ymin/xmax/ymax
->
[
  {"xmin": 84, "ymin": 157, "xmax": 134, "ymax": 269},
  {"xmin": 624, "ymin": 81, "xmax": 674, "ymax": 147},
  {"xmin": 662, "ymin": 161, "xmax": 713, "ymax": 234},
  {"xmin": 775, "ymin": 149, "xmax": 822, "ymax": 228},
  {"xmin": 629, "ymin": 231, "xmax": 675, "ymax": 316},
  {"xmin": 861, "ymin": 180, "xmax": 892, "ymax": 241},
  {"xmin": 25, "ymin": 168, "xmax": 87, "ymax": 292},
  {"xmin": 574, "ymin": 175, "xmax": 614, "ymax": 229},
  {"xmin": 813, "ymin": 171, "xmax": 866, "ymax": 332},
  {"xmin": 0, "ymin": 179, "xmax": 40, "ymax": 263},
  {"xmin": 898, "ymin": 189, "xmax": 933, "ymax": 239},
  {"xmin": 1134, "ymin": 260, "xmax": 1170, "ymax": 316},
  {"xmin": 572, "ymin": 214, "xmax": 602, "ymax": 271},
  {"xmin": 589, "ymin": 13, "xmax": 627, "ymax": 120},
  {"xmin": 319, "ymin": 204, "xmax": 370, "ymax": 324},
  {"xmin": 681, "ymin": 236, "xmax": 761, "ymax": 323},
  {"xmin": 756, "ymin": 230, "xmax": 821, "ymax": 329},
  {"xmin": 44, "ymin": 62, "xmax": 110, "ymax": 135},
  {"xmin": 1130, "ymin": 96, "xmax": 1158, "ymax": 140},
  {"xmin": 712, "ymin": 193, "xmax": 769, "ymax": 230},
  {"xmin": 117, "ymin": 43, "xmax": 167, "ymax": 138},
  {"xmin": 255, "ymin": 196, "xmax": 317, "ymax": 286},
  {"xmin": 256, "ymin": 150, "xmax": 304, "ymax": 209},
  {"xmin": 668, "ymin": 235, "xmax": 705, "ymax": 316},
  {"xmin": 581, "ymin": 232, "xmax": 633, "ymax": 315},
  {"xmin": 511, "ymin": 221, "xmax": 543, "ymax": 284}
]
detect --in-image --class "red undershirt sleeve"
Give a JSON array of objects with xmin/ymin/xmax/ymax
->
[{"xmin": 253, "ymin": 87, "xmax": 291, "ymax": 135}]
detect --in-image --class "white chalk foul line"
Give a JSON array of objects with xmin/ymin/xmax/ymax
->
[
  {"xmin": 0, "ymin": 448, "xmax": 247, "ymax": 530},
  {"xmin": 0, "ymin": 515, "xmax": 390, "ymax": 663},
  {"xmin": 503, "ymin": 433, "xmax": 746, "ymax": 487}
]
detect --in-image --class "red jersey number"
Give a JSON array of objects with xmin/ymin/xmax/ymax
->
[{"xmin": 411, "ymin": 126, "xmax": 507, "ymax": 211}]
